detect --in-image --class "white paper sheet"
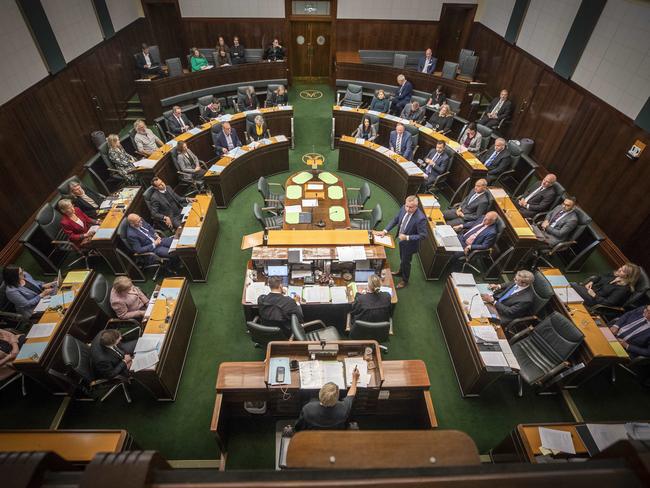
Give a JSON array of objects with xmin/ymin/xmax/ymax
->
[
  {"xmin": 284, "ymin": 205, "xmax": 302, "ymax": 213},
  {"xmin": 298, "ymin": 360, "xmax": 345, "ymax": 389},
  {"xmin": 329, "ymin": 286, "xmax": 349, "ymax": 304},
  {"xmin": 301, "ymin": 199, "xmax": 318, "ymax": 207},
  {"xmin": 451, "ymin": 272, "xmax": 477, "ymax": 287},
  {"xmin": 133, "ymin": 158, "xmax": 157, "ymax": 168},
  {"xmin": 498, "ymin": 339, "xmax": 520, "ymax": 370},
  {"xmin": 539, "ymin": 427, "xmax": 576, "ymax": 454},
  {"xmin": 303, "ymin": 286, "xmax": 330, "ymax": 303},
  {"xmin": 480, "ymin": 351, "xmax": 509, "ymax": 368},
  {"xmin": 553, "ymin": 287, "xmax": 584, "ymax": 304},
  {"xmin": 26, "ymin": 323, "xmax": 56, "ymax": 339},
  {"xmin": 134, "ymin": 334, "xmax": 165, "ymax": 354},
  {"xmin": 471, "ymin": 325, "xmax": 499, "ymax": 343},
  {"xmin": 372, "ymin": 234, "xmax": 392, "ymax": 246},
  {"xmin": 131, "ymin": 350, "xmax": 159, "ymax": 372},
  {"xmin": 585, "ymin": 424, "xmax": 628, "ymax": 452},
  {"xmin": 344, "ymin": 357, "xmax": 370, "ymax": 387},
  {"xmin": 245, "ymin": 282, "xmax": 270, "ymax": 303}
]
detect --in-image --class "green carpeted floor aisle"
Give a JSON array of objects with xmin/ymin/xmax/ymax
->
[{"xmin": 1, "ymin": 83, "xmax": 648, "ymax": 469}]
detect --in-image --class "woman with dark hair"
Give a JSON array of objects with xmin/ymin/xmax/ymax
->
[
  {"xmin": 3, "ymin": 266, "xmax": 56, "ymax": 319},
  {"xmin": 352, "ymin": 116, "xmax": 377, "ymax": 142},
  {"xmin": 427, "ymin": 85, "xmax": 446, "ymax": 107},
  {"xmin": 203, "ymin": 98, "xmax": 224, "ymax": 120}
]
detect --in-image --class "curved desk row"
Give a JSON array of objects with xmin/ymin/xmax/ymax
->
[
  {"xmin": 334, "ymin": 107, "xmax": 487, "ymax": 199},
  {"xmin": 136, "ymin": 61, "xmax": 288, "ymax": 120}
]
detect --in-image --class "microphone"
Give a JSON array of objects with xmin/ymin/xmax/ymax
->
[
  {"xmin": 189, "ymin": 203, "xmax": 204, "ymax": 223},
  {"xmin": 564, "ymin": 284, "xmax": 574, "ymax": 316},
  {"xmin": 463, "ymin": 293, "xmax": 480, "ymax": 318}
]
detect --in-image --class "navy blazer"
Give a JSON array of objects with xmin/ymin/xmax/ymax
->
[
  {"xmin": 417, "ymin": 56, "xmax": 436, "ymax": 74},
  {"xmin": 126, "ymin": 221, "xmax": 159, "ymax": 254},
  {"xmin": 166, "ymin": 114, "xmax": 193, "ymax": 136},
  {"xmin": 481, "ymin": 148, "xmax": 512, "ymax": 177},
  {"xmin": 458, "ymin": 218, "xmax": 498, "ymax": 251},
  {"xmin": 493, "ymin": 282, "xmax": 535, "ymax": 324},
  {"xmin": 5, "ymin": 271, "xmax": 44, "ymax": 319},
  {"xmin": 389, "ymin": 130, "xmax": 413, "ymax": 160},
  {"xmin": 385, "ymin": 207, "xmax": 428, "ymax": 254},
  {"xmin": 613, "ymin": 306, "xmax": 650, "ymax": 358},
  {"xmin": 423, "ymin": 149, "xmax": 450, "ymax": 181},
  {"xmin": 394, "ymin": 81, "xmax": 413, "ymax": 105},
  {"xmin": 215, "ymin": 129, "xmax": 242, "ymax": 154}
]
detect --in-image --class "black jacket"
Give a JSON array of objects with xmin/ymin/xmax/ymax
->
[
  {"xmin": 589, "ymin": 273, "xmax": 632, "ymax": 307},
  {"xmin": 518, "ymin": 184, "xmax": 558, "ymax": 214},
  {"xmin": 90, "ymin": 334, "xmax": 129, "ymax": 379},
  {"xmin": 295, "ymin": 396, "xmax": 353, "ymax": 431},
  {"xmin": 351, "ymin": 291, "xmax": 391, "ymax": 324},
  {"xmin": 493, "ymin": 282, "xmax": 535, "ymax": 325},
  {"xmin": 258, "ymin": 292, "xmax": 303, "ymax": 336},
  {"xmin": 149, "ymin": 188, "xmax": 187, "ymax": 224},
  {"xmin": 166, "ymin": 113, "xmax": 193, "ymax": 136},
  {"xmin": 71, "ymin": 187, "xmax": 104, "ymax": 219},
  {"xmin": 481, "ymin": 148, "xmax": 512, "ymax": 177}
]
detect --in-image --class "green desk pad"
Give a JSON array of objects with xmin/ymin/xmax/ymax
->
[
  {"xmin": 327, "ymin": 186, "xmax": 344, "ymax": 199},
  {"xmin": 286, "ymin": 185, "xmax": 302, "ymax": 199},
  {"xmin": 285, "ymin": 212, "xmax": 300, "ymax": 224},
  {"xmin": 329, "ymin": 206, "xmax": 346, "ymax": 222},
  {"xmin": 318, "ymin": 172, "xmax": 338, "ymax": 184},
  {"xmin": 292, "ymin": 172, "xmax": 313, "ymax": 184}
]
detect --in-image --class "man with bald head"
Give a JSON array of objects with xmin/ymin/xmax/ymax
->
[
  {"xmin": 417, "ymin": 48, "xmax": 436, "ymax": 74},
  {"xmin": 443, "ymin": 178, "xmax": 490, "ymax": 226},
  {"xmin": 515, "ymin": 173, "xmax": 558, "ymax": 218},
  {"xmin": 456, "ymin": 211, "xmax": 499, "ymax": 256},
  {"xmin": 389, "ymin": 123, "xmax": 414, "ymax": 160},
  {"xmin": 214, "ymin": 121, "xmax": 242, "ymax": 155},
  {"xmin": 125, "ymin": 213, "xmax": 174, "ymax": 263},
  {"xmin": 480, "ymin": 138, "xmax": 512, "ymax": 184}
]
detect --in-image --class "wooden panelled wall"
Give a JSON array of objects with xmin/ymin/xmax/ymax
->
[
  {"xmin": 0, "ymin": 18, "xmax": 152, "ymax": 257},
  {"xmin": 335, "ymin": 20, "xmax": 439, "ymax": 51},
  {"xmin": 468, "ymin": 24, "xmax": 650, "ymax": 270}
]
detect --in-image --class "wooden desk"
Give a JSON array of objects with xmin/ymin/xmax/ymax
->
[
  {"xmin": 0, "ymin": 430, "xmax": 133, "ymax": 463},
  {"xmin": 417, "ymin": 194, "xmax": 456, "ymax": 280},
  {"xmin": 135, "ymin": 61, "xmax": 288, "ymax": 120},
  {"xmin": 283, "ymin": 170, "xmax": 350, "ymax": 230},
  {"xmin": 135, "ymin": 277, "xmax": 197, "ymax": 401},
  {"xmin": 13, "ymin": 270, "xmax": 98, "ymax": 392},
  {"xmin": 285, "ymin": 430, "xmax": 480, "ymax": 469},
  {"xmin": 334, "ymin": 107, "xmax": 487, "ymax": 196},
  {"xmin": 170, "ymin": 194, "xmax": 219, "ymax": 282}
]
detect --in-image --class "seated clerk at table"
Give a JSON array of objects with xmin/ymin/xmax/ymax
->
[
  {"xmin": 150, "ymin": 177, "xmax": 192, "ymax": 230},
  {"xmin": 202, "ymin": 97, "xmax": 224, "ymax": 120},
  {"xmin": 454, "ymin": 211, "xmax": 499, "ymax": 259},
  {"xmin": 610, "ymin": 305, "xmax": 650, "ymax": 358},
  {"xmin": 267, "ymin": 85, "xmax": 288, "ymax": 107},
  {"xmin": 369, "ymin": 89, "xmax": 390, "ymax": 113},
  {"xmin": 135, "ymin": 43, "xmax": 163, "ymax": 77},
  {"xmin": 476, "ymin": 89, "xmax": 512, "ymax": 129},
  {"xmin": 189, "ymin": 47, "xmax": 210, "ymax": 72},
  {"xmin": 247, "ymin": 115, "xmax": 269, "ymax": 142},
  {"xmin": 230, "ymin": 36, "xmax": 245, "ymax": 65},
  {"xmin": 176, "ymin": 141, "xmax": 206, "ymax": 181},
  {"xmin": 391, "ymin": 74, "xmax": 413, "ymax": 115},
  {"xmin": 107, "ymin": 133, "xmax": 139, "ymax": 185},
  {"xmin": 294, "ymin": 368, "xmax": 360, "ymax": 431},
  {"xmin": 257, "ymin": 276, "xmax": 303, "ymax": 338},
  {"xmin": 427, "ymin": 86, "xmax": 446, "ymax": 107},
  {"xmin": 0, "ymin": 328, "xmax": 26, "ymax": 367},
  {"xmin": 480, "ymin": 138, "xmax": 512, "ymax": 184},
  {"xmin": 58, "ymin": 199, "xmax": 98, "ymax": 247},
  {"xmin": 214, "ymin": 122, "xmax": 242, "ymax": 155},
  {"xmin": 425, "ymin": 103, "xmax": 454, "ymax": 133},
  {"xmin": 400, "ymin": 100, "xmax": 424, "ymax": 122},
  {"xmin": 2, "ymin": 266, "xmax": 57, "ymax": 320},
  {"xmin": 90, "ymin": 329, "xmax": 137, "ymax": 380},
  {"xmin": 420, "ymin": 140, "xmax": 450, "ymax": 185},
  {"xmin": 350, "ymin": 274, "xmax": 391, "ymax": 325},
  {"xmin": 443, "ymin": 178, "xmax": 489, "ymax": 226},
  {"xmin": 571, "ymin": 263, "xmax": 640, "ymax": 308},
  {"xmin": 263, "ymin": 38, "xmax": 285, "ymax": 61},
  {"xmin": 126, "ymin": 213, "xmax": 175, "ymax": 264},
  {"xmin": 352, "ymin": 116, "xmax": 377, "ymax": 142},
  {"xmin": 515, "ymin": 173, "xmax": 558, "ymax": 219},
  {"xmin": 480, "ymin": 270, "xmax": 535, "ymax": 325},
  {"xmin": 133, "ymin": 119, "xmax": 163, "ymax": 157},
  {"xmin": 532, "ymin": 197, "xmax": 578, "ymax": 247},
  {"xmin": 67, "ymin": 180, "xmax": 103, "ymax": 219},
  {"xmin": 239, "ymin": 87, "xmax": 259, "ymax": 111},
  {"xmin": 110, "ymin": 276, "xmax": 149, "ymax": 321},
  {"xmin": 389, "ymin": 123, "xmax": 413, "ymax": 161},
  {"xmin": 166, "ymin": 106, "xmax": 194, "ymax": 137},
  {"xmin": 417, "ymin": 48, "xmax": 436, "ymax": 74},
  {"xmin": 457, "ymin": 122, "xmax": 482, "ymax": 153}
]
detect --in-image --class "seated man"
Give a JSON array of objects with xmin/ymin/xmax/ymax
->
[
  {"xmin": 610, "ymin": 304, "xmax": 650, "ymax": 358},
  {"xmin": 239, "ymin": 87, "xmax": 259, "ymax": 111},
  {"xmin": 532, "ymin": 196, "xmax": 578, "ymax": 247},
  {"xmin": 389, "ymin": 123, "xmax": 413, "ymax": 161},
  {"xmin": 68, "ymin": 181, "xmax": 103, "ymax": 219},
  {"xmin": 0, "ymin": 328, "xmax": 26, "ymax": 367},
  {"xmin": 149, "ymin": 177, "xmax": 191, "ymax": 230},
  {"xmin": 166, "ymin": 105, "xmax": 194, "ymax": 136},
  {"xmin": 480, "ymin": 270, "xmax": 535, "ymax": 325},
  {"xmin": 257, "ymin": 276, "xmax": 303, "ymax": 338},
  {"xmin": 391, "ymin": 74, "xmax": 413, "ymax": 115},
  {"xmin": 443, "ymin": 178, "xmax": 489, "ymax": 226},
  {"xmin": 90, "ymin": 329, "xmax": 137, "ymax": 379},
  {"xmin": 515, "ymin": 173, "xmax": 558, "ymax": 218},
  {"xmin": 400, "ymin": 100, "xmax": 424, "ymax": 122},
  {"xmin": 294, "ymin": 368, "xmax": 360, "ymax": 431},
  {"xmin": 135, "ymin": 43, "xmax": 163, "ymax": 77},
  {"xmin": 417, "ymin": 48, "xmax": 436, "ymax": 74},
  {"xmin": 477, "ymin": 89, "xmax": 512, "ymax": 128},
  {"xmin": 230, "ymin": 36, "xmax": 245, "ymax": 65},
  {"xmin": 215, "ymin": 122, "xmax": 242, "ymax": 155},
  {"xmin": 480, "ymin": 138, "xmax": 512, "ymax": 184},
  {"xmin": 126, "ymin": 213, "xmax": 174, "ymax": 262},
  {"xmin": 133, "ymin": 119, "xmax": 163, "ymax": 157},
  {"xmin": 456, "ymin": 211, "xmax": 499, "ymax": 258},
  {"xmin": 420, "ymin": 140, "xmax": 450, "ymax": 186},
  {"xmin": 350, "ymin": 274, "xmax": 391, "ymax": 325},
  {"xmin": 263, "ymin": 38, "xmax": 285, "ymax": 61}
]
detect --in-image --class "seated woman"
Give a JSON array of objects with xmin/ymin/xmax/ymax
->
[
  {"xmin": 0, "ymin": 328, "xmax": 26, "ymax": 367},
  {"xmin": 107, "ymin": 134, "xmax": 139, "ymax": 185},
  {"xmin": 350, "ymin": 274, "xmax": 391, "ymax": 325},
  {"xmin": 2, "ymin": 266, "xmax": 57, "ymax": 319},
  {"xmin": 426, "ymin": 103, "xmax": 454, "ymax": 133},
  {"xmin": 571, "ymin": 263, "xmax": 640, "ymax": 308},
  {"xmin": 58, "ymin": 199, "xmax": 98, "ymax": 247},
  {"xmin": 457, "ymin": 122, "xmax": 482, "ymax": 153},
  {"xmin": 215, "ymin": 48, "xmax": 231, "ymax": 66},
  {"xmin": 268, "ymin": 85, "xmax": 288, "ymax": 106},
  {"xmin": 369, "ymin": 89, "xmax": 390, "ymax": 113},
  {"xmin": 176, "ymin": 141, "xmax": 206, "ymax": 180},
  {"xmin": 202, "ymin": 97, "xmax": 224, "ymax": 120},
  {"xmin": 427, "ymin": 85, "xmax": 446, "ymax": 107},
  {"xmin": 352, "ymin": 116, "xmax": 377, "ymax": 142},
  {"xmin": 190, "ymin": 47, "xmax": 210, "ymax": 72},
  {"xmin": 215, "ymin": 36, "xmax": 229, "ymax": 56},
  {"xmin": 247, "ymin": 115, "xmax": 269, "ymax": 141},
  {"xmin": 110, "ymin": 276, "xmax": 149, "ymax": 320}
]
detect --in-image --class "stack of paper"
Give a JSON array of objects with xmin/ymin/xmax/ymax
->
[
  {"xmin": 498, "ymin": 339, "xmax": 520, "ymax": 369},
  {"xmin": 336, "ymin": 246, "xmax": 367, "ymax": 261},
  {"xmin": 480, "ymin": 351, "xmax": 508, "ymax": 368},
  {"xmin": 134, "ymin": 334, "xmax": 165, "ymax": 354},
  {"xmin": 400, "ymin": 162, "xmax": 423, "ymax": 175},
  {"xmin": 419, "ymin": 195, "xmax": 440, "ymax": 208},
  {"xmin": 178, "ymin": 227, "xmax": 200, "ymax": 246},
  {"xmin": 379, "ymin": 286, "xmax": 393, "ymax": 296},
  {"xmin": 245, "ymin": 282, "xmax": 270, "ymax": 303},
  {"xmin": 299, "ymin": 360, "xmax": 345, "ymax": 389},
  {"xmin": 329, "ymin": 286, "xmax": 349, "ymax": 304},
  {"xmin": 553, "ymin": 286, "xmax": 584, "ymax": 304},
  {"xmin": 303, "ymin": 286, "xmax": 330, "ymax": 303},
  {"xmin": 284, "ymin": 205, "xmax": 302, "ymax": 213},
  {"xmin": 131, "ymin": 350, "xmax": 159, "ymax": 372},
  {"xmin": 343, "ymin": 358, "xmax": 371, "ymax": 387},
  {"xmin": 188, "ymin": 127, "xmax": 202, "ymax": 135},
  {"xmin": 545, "ymin": 274, "xmax": 570, "ymax": 287},
  {"xmin": 451, "ymin": 272, "xmax": 476, "ymax": 287},
  {"xmin": 372, "ymin": 233, "xmax": 392, "ymax": 246},
  {"xmin": 208, "ymin": 164, "xmax": 226, "ymax": 174},
  {"xmin": 16, "ymin": 342, "xmax": 48, "ymax": 361},
  {"xmin": 302, "ymin": 199, "xmax": 318, "ymax": 207},
  {"xmin": 275, "ymin": 135, "xmax": 288, "ymax": 142},
  {"xmin": 490, "ymin": 188, "xmax": 508, "ymax": 199},
  {"xmin": 94, "ymin": 228, "xmax": 115, "ymax": 239},
  {"xmin": 471, "ymin": 325, "xmax": 499, "ymax": 343},
  {"xmin": 26, "ymin": 323, "xmax": 57, "ymax": 339},
  {"xmin": 434, "ymin": 226, "xmax": 463, "ymax": 251},
  {"xmin": 539, "ymin": 427, "xmax": 576, "ymax": 454},
  {"xmin": 133, "ymin": 159, "xmax": 157, "ymax": 169}
]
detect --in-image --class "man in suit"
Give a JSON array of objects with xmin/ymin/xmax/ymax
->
[
  {"xmin": 126, "ymin": 213, "xmax": 174, "ymax": 262},
  {"xmin": 477, "ymin": 89, "xmax": 512, "ymax": 128},
  {"xmin": 389, "ymin": 123, "xmax": 413, "ymax": 160},
  {"xmin": 533, "ymin": 196, "xmax": 579, "ymax": 247},
  {"xmin": 378, "ymin": 195, "xmax": 427, "ymax": 288},
  {"xmin": 263, "ymin": 38, "xmax": 285, "ymax": 61},
  {"xmin": 400, "ymin": 100, "xmax": 425, "ymax": 122},
  {"xmin": 481, "ymin": 138, "xmax": 512, "ymax": 184},
  {"xmin": 456, "ymin": 211, "xmax": 499, "ymax": 258},
  {"xmin": 480, "ymin": 270, "xmax": 535, "ymax": 325},
  {"xmin": 135, "ymin": 43, "xmax": 163, "ymax": 77},
  {"xmin": 90, "ymin": 329, "xmax": 137, "ymax": 380},
  {"xmin": 230, "ymin": 36, "xmax": 245, "ymax": 64},
  {"xmin": 444, "ymin": 178, "xmax": 489, "ymax": 226},
  {"xmin": 516, "ymin": 173, "xmax": 558, "ymax": 218},
  {"xmin": 610, "ymin": 305, "xmax": 650, "ymax": 358},
  {"xmin": 68, "ymin": 181, "xmax": 104, "ymax": 219},
  {"xmin": 149, "ymin": 177, "xmax": 192, "ymax": 230},
  {"xmin": 417, "ymin": 48, "xmax": 436, "ymax": 74},
  {"xmin": 215, "ymin": 122, "xmax": 242, "ymax": 155},
  {"xmin": 257, "ymin": 276, "xmax": 304, "ymax": 338},
  {"xmin": 166, "ymin": 106, "xmax": 194, "ymax": 136},
  {"xmin": 420, "ymin": 140, "xmax": 450, "ymax": 186},
  {"xmin": 391, "ymin": 74, "xmax": 413, "ymax": 115}
]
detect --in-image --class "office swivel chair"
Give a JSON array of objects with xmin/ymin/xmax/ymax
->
[
  {"xmin": 502, "ymin": 271, "xmax": 556, "ymax": 335},
  {"xmin": 246, "ymin": 317, "xmax": 287, "ymax": 348},
  {"xmin": 338, "ymin": 84, "xmax": 363, "ymax": 109},
  {"xmin": 347, "ymin": 182, "xmax": 371, "ymax": 216},
  {"xmin": 257, "ymin": 176, "xmax": 284, "ymax": 214},
  {"xmin": 350, "ymin": 203, "xmax": 382, "ymax": 231},
  {"xmin": 165, "ymin": 57, "xmax": 183, "ymax": 77},
  {"xmin": 253, "ymin": 202, "xmax": 283, "ymax": 231},
  {"xmin": 290, "ymin": 315, "xmax": 342, "ymax": 342},
  {"xmin": 115, "ymin": 219, "xmax": 169, "ymax": 282},
  {"xmin": 346, "ymin": 316, "xmax": 392, "ymax": 352}
]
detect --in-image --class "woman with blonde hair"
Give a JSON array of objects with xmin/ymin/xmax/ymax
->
[
  {"xmin": 107, "ymin": 134, "xmax": 139, "ymax": 185},
  {"xmin": 110, "ymin": 276, "xmax": 149, "ymax": 320},
  {"xmin": 572, "ymin": 263, "xmax": 641, "ymax": 308},
  {"xmin": 58, "ymin": 198, "xmax": 97, "ymax": 247},
  {"xmin": 349, "ymin": 274, "xmax": 392, "ymax": 325},
  {"xmin": 247, "ymin": 114, "xmax": 269, "ymax": 141},
  {"xmin": 425, "ymin": 103, "xmax": 454, "ymax": 133}
]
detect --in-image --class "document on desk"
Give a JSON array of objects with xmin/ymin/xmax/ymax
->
[
  {"xmin": 16, "ymin": 342, "xmax": 48, "ymax": 361},
  {"xmin": 330, "ymin": 286, "xmax": 349, "ymax": 304},
  {"xmin": 299, "ymin": 360, "xmax": 345, "ymax": 389},
  {"xmin": 471, "ymin": 325, "xmax": 499, "ymax": 343},
  {"xmin": 48, "ymin": 291, "xmax": 76, "ymax": 309},
  {"xmin": 33, "ymin": 298, "xmax": 49, "ymax": 314},
  {"xmin": 94, "ymin": 228, "xmax": 115, "ymax": 239},
  {"xmin": 539, "ymin": 427, "xmax": 576, "ymax": 454},
  {"xmin": 336, "ymin": 246, "xmax": 367, "ymax": 262},
  {"xmin": 451, "ymin": 272, "xmax": 477, "ymax": 287},
  {"xmin": 284, "ymin": 205, "xmax": 302, "ymax": 213},
  {"xmin": 133, "ymin": 158, "xmax": 157, "ymax": 169},
  {"xmin": 372, "ymin": 233, "xmax": 393, "ymax": 247},
  {"xmin": 131, "ymin": 350, "xmax": 159, "ymax": 372},
  {"xmin": 456, "ymin": 285, "xmax": 490, "ymax": 319},
  {"xmin": 583, "ymin": 424, "xmax": 628, "ymax": 453},
  {"xmin": 158, "ymin": 287, "xmax": 180, "ymax": 300},
  {"xmin": 344, "ymin": 358, "xmax": 370, "ymax": 387},
  {"xmin": 274, "ymin": 135, "xmax": 288, "ymax": 142},
  {"xmin": 188, "ymin": 127, "xmax": 202, "ymax": 136},
  {"xmin": 545, "ymin": 274, "xmax": 570, "ymax": 287},
  {"xmin": 489, "ymin": 188, "xmax": 508, "ymax": 199},
  {"xmin": 302, "ymin": 286, "xmax": 330, "ymax": 303},
  {"xmin": 379, "ymin": 286, "xmax": 393, "ymax": 296},
  {"xmin": 355, "ymin": 137, "xmax": 366, "ymax": 145},
  {"xmin": 553, "ymin": 286, "xmax": 584, "ymax": 304},
  {"xmin": 419, "ymin": 195, "xmax": 440, "ymax": 208},
  {"xmin": 26, "ymin": 323, "xmax": 57, "ymax": 339},
  {"xmin": 376, "ymin": 145, "xmax": 390, "ymax": 154},
  {"xmin": 301, "ymin": 199, "xmax": 318, "ymax": 207},
  {"xmin": 287, "ymin": 286, "xmax": 303, "ymax": 300},
  {"xmin": 498, "ymin": 339, "xmax": 520, "ymax": 370},
  {"xmin": 134, "ymin": 334, "xmax": 165, "ymax": 354},
  {"xmin": 291, "ymin": 269, "xmax": 312, "ymax": 279},
  {"xmin": 227, "ymin": 147, "xmax": 247, "ymax": 158},
  {"xmin": 208, "ymin": 164, "xmax": 226, "ymax": 174},
  {"xmin": 625, "ymin": 422, "xmax": 650, "ymax": 441},
  {"xmin": 480, "ymin": 351, "xmax": 508, "ymax": 368},
  {"xmin": 401, "ymin": 162, "xmax": 422, "ymax": 175},
  {"xmin": 245, "ymin": 282, "xmax": 271, "ymax": 303}
]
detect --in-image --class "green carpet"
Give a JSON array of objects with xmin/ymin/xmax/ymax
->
[{"xmin": 3, "ymin": 83, "xmax": 648, "ymax": 469}]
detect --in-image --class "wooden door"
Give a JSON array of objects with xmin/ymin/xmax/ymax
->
[
  {"xmin": 142, "ymin": 0, "xmax": 185, "ymax": 62},
  {"xmin": 436, "ymin": 4, "xmax": 477, "ymax": 70},
  {"xmin": 291, "ymin": 21, "xmax": 331, "ymax": 80}
]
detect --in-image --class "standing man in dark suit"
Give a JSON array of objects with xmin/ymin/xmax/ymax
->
[
  {"xmin": 90, "ymin": 329, "xmax": 137, "ymax": 379},
  {"xmin": 417, "ymin": 48, "xmax": 436, "ymax": 74},
  {"xmin": 456, "ymin": 211, "xmax": 499, "ymax": 258},
  {"xmin": 378, "ymin": 195, "xmax": 427, "ymax": 289},
  {"xmin": 443, "ymin": 178, "xmax": 489, "ymax": 226},
  {"xmin": 610, "ymin": 305, "xmax": 650, "ymax": 358},
  {"xmin": 67, "ymin": 181, "xmax": 104, "ymax": 219},
  {"xmin": 135, "ymin": 43, "xmax": 163, "ymax": 77},
  {"xmin": 480, "ymin": 270, "xmax": 535, "ymax": 325},
  {"xmin": 477, "ymin": 89, "xmax": 512, "ymax": 128},
  {"xmin": 515, "ymin": 173, "xmax": 558, "ymax": 218},
  {"xmin": 391, "ymin": 74, "xmax": 413, "ymax": 115},
  {"xmin": 533, "ymin": 197, "xmax": 579, "ymax": 247},
  {"xmin": 389, "ymin": 123, "xmax": 413, "ymax": 160},
  {"xmin": 166, "ymin": 106, "xmax": 194, "ymax": 136},
  {"xmin": 420, "ymin": 140, "xmax": 450, "ymax": 186},
  {"xmin": 215, "ymin": 122, "xmax": 243, "ymax": 155},
  {"xmin": 481, "ymin": 138, "xmax": 512, "ymax": 184},
  {"xmin": 150, "ymin": 177, "xmax": 191, "ymax": 230}
]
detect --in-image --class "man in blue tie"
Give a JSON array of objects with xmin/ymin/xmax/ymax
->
[
  {"xmin": 480, "ymin": 270, "xmax": 535, "ymax": 325},
  {"xmin": 420, "ymin": 140, "xmax": 450, "ymax": 187},
  {"xmin": 126, "ymin": 213, "xmax": 180, "ymax": 271},
  {"xmin": 610, "ymin": 305, "xmax": 650, "ymax": 359},
  {"xmin": 480, "ymin": 138, "xmax": 512, "ymax": 184}
]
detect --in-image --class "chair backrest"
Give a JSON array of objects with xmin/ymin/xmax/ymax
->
[
  {"xmin": 392, "ymin": 53, "xmax": 407, "ymax": 69},
  {"xmin": 458, "ymin": 48, "xmax": 474, "ymax": 65},
  {"xmin": 359, "ymin": 182, "xmax": 371, "ymax": 205},
  {"xmin": 211, "ymin": 122, "xmax": 223, "ymax": 147},
  {"xmin": 117, "ymin": 219, "xmax": 133, "ymax": 252},
  {"xmin": 343, "ymin": 84, "xmax": 363, "ymax": 105},
  {"xmin": 506, "ymin": 140, "xmax": 523, "ymax": 170},
  {"xmin": 198, "ymin": 95, "xmax": 213, "ymax": 109},
  {"xmin": 459, "ymin": 55, "xmax": 478, "ymax": 78},
  {"xmin": 404, "ymin": 124, "xmax": 419, "ymax": 149},
  {"xmin": 494, "ymin": 216, "xmax": 506, "ymax": 241},
  {"xmin": 57, "ymin": 176, "xmax": 83, "ymax": 197},
  {"xmin": 89, "ymin": 273, "xmax": 112, "ymax": 318},
  {"xmin": 445, "ymin": 98, "xmax": 461, "ymax": 114},
  {"xmin": 166, "ymin": 57, "xmax": 183, "ymax": 77},
  {"xmin": 142, "ymin": 186, "xmax": 156, "ymax": 213},
  {"xmin": 361, "ymin": 113, "xmax": 379, "ymax": 126},
  {"xmin": 370, "ymin": 204, "xmax": 383, "ymax": 229},
  {"xmin": 550, "ymin": 182, "xmax": 566, "ymax": 209},
  {"xmin": 61, "ymin": 334, "xmax": 94, "ymax": 384},
  {"xmin": 148, "ymin": 45, "xmax": 161, "ymax": 65},
  {"xmin": 36, "ymin": 203, "xmax": 62, "ymax": 240},
  {"xmin": 247, "ymin": 320, "xmax": 285, "ymax": 346},
  {"xmin": 257, "ymin": 176, "xmax": 270, "ymax": 200},
  {"xmin": 244, "ymin": 48, "xmax": 263, "ymax": 63},
  {"xmin": 238, "ymin": 85, "xmax": 254, "ymax": 97},
  {"xmin": 533, "ymin": 312, "xmax": 584, "ymax": 360},
  {"xmin": 441, "ymin": 61, "xmax": 458, "ymax": 79},
  {"xmin": 253, "ymin": 202, "xmax": 265, "ymax": 229},
  {"xmin": 531, "ymin": 271, "xmax": 555, "ymax": 315},
  {"xmin": 410, "ymin": 95, "xmax": 427, "ymax": 108},
  {"xmin": 626, "ymin": 268, "xmax": 650, "ymax": 308},
  {"xmin": 266, "ymin": 84, "xmax": 281, "ymax": 100},
  {"xmin": 349, "ymin": 320, "xmax": 391, "ymax": 343}
]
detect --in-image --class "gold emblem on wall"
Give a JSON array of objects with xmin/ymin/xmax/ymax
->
[{"xmin": 299, "ymin": 90, "xmax": 323, "ymax": 100}]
